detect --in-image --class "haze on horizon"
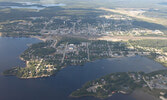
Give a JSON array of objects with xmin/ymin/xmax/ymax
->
[{"xmin": 0, "ymin": 0, "xmax": 167, "ymax": 8}]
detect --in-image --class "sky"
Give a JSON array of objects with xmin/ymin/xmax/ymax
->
[{"xmin": 0, "ymin": 0, "xmax": 167, "ymax": 8}]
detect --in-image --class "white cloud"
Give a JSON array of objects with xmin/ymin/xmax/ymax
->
[{"xmin": 39, "ymin": 0, "xmax": 58, "ymax": 4}]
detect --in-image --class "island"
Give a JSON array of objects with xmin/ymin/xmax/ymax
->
[{"xmin": 70, "ymin": 70, "xmax": 167, "ymax": 100}]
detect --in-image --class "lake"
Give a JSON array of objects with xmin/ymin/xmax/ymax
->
[{"xmin": 0, "ymin": 37, "xmax": 165, "ymax": 100}]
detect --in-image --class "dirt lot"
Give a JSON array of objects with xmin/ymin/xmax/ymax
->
[{"xmin": 97, "ymin": 36, "xmax": 167, "ymax": 41}]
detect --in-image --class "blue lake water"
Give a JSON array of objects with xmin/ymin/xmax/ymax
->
[{"xmin": 0, "ymin": 37, "xmax": 166, "ymax": 100}]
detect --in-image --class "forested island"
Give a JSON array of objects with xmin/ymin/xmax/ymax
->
[{"xmin": 70, "ymin": 70, "xmax": 167, "ymax": 100}]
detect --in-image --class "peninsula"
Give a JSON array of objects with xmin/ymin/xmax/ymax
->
[{"xmin": 70, "ymin": 70, "xmax": 167, "ymax": 100}]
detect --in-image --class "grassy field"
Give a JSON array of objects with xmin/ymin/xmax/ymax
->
[
  {"xmin": 97, "ymin": 36, "xmax": 167, "ymax": 42},
  {"xmin": 99, "ymin": 7, "xmax": 167, "ymax": 27}
]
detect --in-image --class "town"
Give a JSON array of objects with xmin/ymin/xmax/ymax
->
[
  {"xmin": 3, "ymin": 36, "xmax": 138, "ymax": 78},
  {"xmin": 0, "ymin": 8, "xmax": 166, "ymax": 38},
  {"xmin": 1, "ymin": 1, "xmax": 167, "ymax": 100}
]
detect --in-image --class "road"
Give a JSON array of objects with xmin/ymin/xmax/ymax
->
[
  {"xmin": 86, "ymin": 42, "xmax": 90, "ymax": 61},
  {"xmin": 143, "ymin": 76, "xmax": 153, "ymax": 90},
  {"xmin": 61, "ymin": 42, "xmax": 68, "ymax": 63},
  {"xmin": 107, "ymin": 41, "xmax": 113, "ymax": 57}
]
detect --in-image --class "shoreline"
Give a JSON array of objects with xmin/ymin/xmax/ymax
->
[
  {"xmin": 30, "ymin": 35, "xmax": 46, "ymax": 42},
  {"xmin": 70, "ymin": 88, "xmax": 162, "ymax": 100},
  {"xmin": 8, "ymin": 54, "xmax": 167, "ymax": 79},
  {"xmin": 0, "ymin": 32, "xmax": 2, "ymax": 37},
  {"xmin": 3, "ymin": 36, "xmax": 167, "ymax": 80}
]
